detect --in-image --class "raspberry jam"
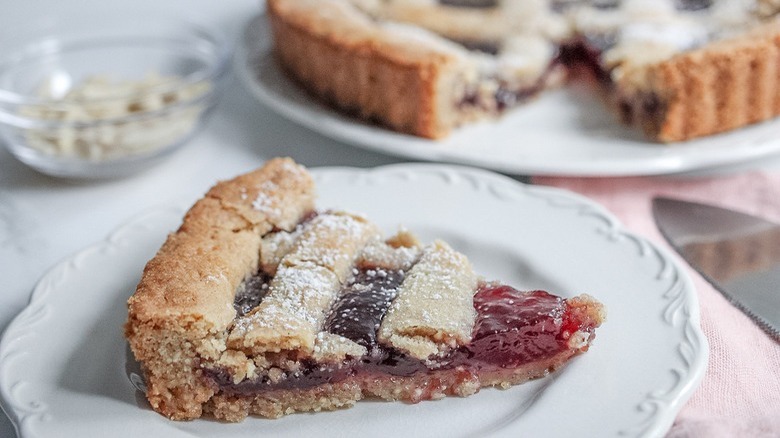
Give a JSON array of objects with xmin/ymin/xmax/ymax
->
[
  {"xmin": 324, "ymin": 267, "xmax": 405, "ymax": 349},
  {"xmin": 233, "ymin": 272, "xmax": 272, "ymax": 317},
  {"xmin": 214, "ymin": 280, "xmax": 593, "ymax": 395},
  {"xmin": 451, "ymin": 285, "xmax": 574, "ymax": 368}
]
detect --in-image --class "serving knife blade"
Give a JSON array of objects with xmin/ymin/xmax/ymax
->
[{"xmin": 652, "ymin": 197, "xmax": 780, "ymax": 340}]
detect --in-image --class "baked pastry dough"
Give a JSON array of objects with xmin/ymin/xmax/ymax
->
[
  {"xmin": 267, "ymin": 0, "xmax": 780, "ymax": 142},
  {"xmin": 125, "ymin": 158, "xmax": 605, "ymax": 421}
]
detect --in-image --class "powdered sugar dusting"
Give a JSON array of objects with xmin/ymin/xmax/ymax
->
[
  {"xmin": 260, "ymin": 226, "xmax": 304, "ymax": 274},
  {"xmin": 231, "ymin": 263, "xmax": 340, "ymax": 347},
  {"xmin": 252, "ymin": 181, "xmax": 282, "ymax": 217},
  {"xmin": 229, "ymin": 212, "xmax": 379, "ymax": 353},
  {"xmin": 311, "ymin": 331, "xmax": 367, "ymax": 362},
  {"xmin": 285, "ymin": 212, "xmax": 381, "ymax": 282},
  {"xmin": 378, "ymin": 240, "xmax": 478, "ymax": 359},
  {"xmin": 359, "ymin": 238, "xmax": 420, "ymax": 270},
  {"xmin": 203, "ymin": 272, "xmax": 226, "ymax": 284}
]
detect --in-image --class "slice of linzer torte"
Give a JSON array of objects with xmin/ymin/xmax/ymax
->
[{"xmin": 125, "ymin": 158, "xmax": 605, "ymax": 421}]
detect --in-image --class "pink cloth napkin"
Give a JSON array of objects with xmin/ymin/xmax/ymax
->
[{"xmin": 533, "ymin": 172, "xmax": 780, "ymax": 438}]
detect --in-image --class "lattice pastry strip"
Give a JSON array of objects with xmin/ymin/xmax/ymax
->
[
  {"xmin": 227, "ymin": 212, "xmax": 379, "ymax": 355},
  {"xmin": 378, "ymin": 240, "xmax": 478, "ymax": 360}
]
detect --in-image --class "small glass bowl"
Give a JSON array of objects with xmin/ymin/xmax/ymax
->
[{"xmin": 0, "ymin": 12, "xmax": 231, "ymax": 178}]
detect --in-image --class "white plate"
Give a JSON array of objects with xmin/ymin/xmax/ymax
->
[
  {"xmin": 236, "ymin": 16, "xmax": 780, "ymax": 177},
  {"xmin": 0, "ymin": 164, "xmax": 707, "ymax": 438}
]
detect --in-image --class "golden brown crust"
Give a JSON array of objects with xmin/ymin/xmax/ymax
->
[
  {"xmin": 268, "ymin": 0, "xmax": 780, "ymax": 142},
  {"xmin": 267, "ymin": 0, "xmax": 464, "ymax": 139},
  {"xmin": 128, "ymin": 229, "xmax": 260, "ymax": 333},
  {"xmin": 127, "ymin": 158, "xmax": 314, "ymax": 328},
  {"xmin": 615, "ymin": 20, "xmax": 780, "ymax": 142},
  {"xmin": 206, "ymin": 158, "xmax": 316, "ymax": 232},
  {"xmin": 125, "ymin": 157, "xmax": 315, "ymax": 420}
]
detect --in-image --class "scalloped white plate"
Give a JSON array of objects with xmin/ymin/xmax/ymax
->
[
  {"xmin": 0, "ymin": 164, "xmax": 707, "ymax": 437},
  {"xmin": 236, "ymin": 15, "xmax": 780, "ymax": 177}
]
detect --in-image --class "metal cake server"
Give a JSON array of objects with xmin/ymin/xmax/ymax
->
[{"xmin": 652, "ymin": 197, "xmax": 780, "ymax": 340}]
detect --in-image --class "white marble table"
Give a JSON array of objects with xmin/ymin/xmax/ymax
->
[{"xmin": 2, "ymin": 1, "xmax": 780, "ymax": 437}]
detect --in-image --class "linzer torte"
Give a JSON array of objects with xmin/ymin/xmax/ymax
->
[
  {"xmin": 267, "ymin": 0, "xmax": 780, "ymax": 142},
  {"xmin": 125, "ymin": 158, "xmax": 605, "ymax": 421}
]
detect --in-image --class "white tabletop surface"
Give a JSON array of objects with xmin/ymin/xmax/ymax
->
[{"xmin": 2, "ymin": 1, "xmax": 780, "ymax": 437}]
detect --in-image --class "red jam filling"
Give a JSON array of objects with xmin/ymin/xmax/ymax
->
[
  {"xmin": 450, "ymin": 285, "xmax": 571, "ymax": 368},
  {"xmin": 214, "ymin": 278, "xmax": 592, "ymax": 395},
  {"xmin": 324, "ymin": 266, "xmax": 406, "ymax": 349},
  {"xmin": 233, "ymin": 272, "xmax": 272, "ymax": 317}
]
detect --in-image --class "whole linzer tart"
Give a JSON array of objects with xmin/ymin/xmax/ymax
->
[{"xmin": 266, "ymin": 0, "xmax": 780, "ymax": 142}]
